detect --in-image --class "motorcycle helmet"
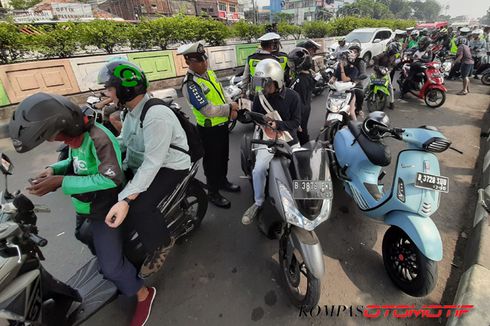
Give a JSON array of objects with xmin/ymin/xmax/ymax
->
[
  {"xmin": 362, "ymin": 111, "xmax": 391, "ymax": 141},
  {"xmin": 98, "ymin": 60, "xmax": 148, "ymax": 105},
  {"xmin": 297, "ymin": 39, "xmax": 321, "ymax": 51},
  {"xmin": 347, "ymin": 43, "xmax": 361, "ymax": 62},
  {"xmin": 410, "ymin": 30, "xmax": 420, "ymax": 38},
  {"xmin": 258, "ymin": 32, "xmax": 281, "ymax": 52},
  {"xmin": 420, "ymin": 28, "xmax": 429, "ymax": 36},
  {"xmin": 253, "ymin": 58, "xmax": 284, "ymax": 91},
  {"xmin": 417, "ymin": 36, "xmax": 430, "ymax": 51},
  {"xmin": 338, "ymin": 37, "xmax": 346, "ymax": 46},
  {"xmin": 459, "ymin": 27, "xmax": 471, "ymax": 35},
  {"xmin": 387, "ymin": 41, "xmax": 401, "ymax": 57},
  {"xmin": 287, "ymin": 47, "xmax": 313, "ymax": 71},
  {"xmin": 9, "ymin": 92, "xmax": 86, "ymax": 153}
]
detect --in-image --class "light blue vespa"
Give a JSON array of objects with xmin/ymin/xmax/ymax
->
[{"xmin": 332, "ymin": 120, "xmax": 452, "ymax": 297}]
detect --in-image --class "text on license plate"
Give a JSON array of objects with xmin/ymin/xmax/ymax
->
[
  {"xmin": 414, "ymin": 172, "xmax": 449, "ymax": 193},
  {"xmin": 327, "ymin": 113, "xmax": 343, "ymax": 121},
  {"xmin": 293, "ymin": 180, "xmax": 333, "ymax": 199}
]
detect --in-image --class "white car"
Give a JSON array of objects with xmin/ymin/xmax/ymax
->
[{"xmin": 330, "ymin": 28, "xmax": 394, "ymax": 64}]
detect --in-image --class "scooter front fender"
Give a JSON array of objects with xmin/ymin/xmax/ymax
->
[
  {"xmin": 289, "ymin": 227, "xmax": 325, "ymax": 279},
  {"xmin": 384, "ymin": 211, "xmax": 442, "ymax": 261}
]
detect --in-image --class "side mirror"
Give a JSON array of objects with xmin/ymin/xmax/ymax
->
[
  {"xmin": 373, "ymin": 39, "xmax": 381, "ymax": 44},
  {"xmin": 0, "ymin": 153, "xmax": 13, "ymax": 175}
]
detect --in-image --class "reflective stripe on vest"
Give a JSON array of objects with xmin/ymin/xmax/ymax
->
[{"xmin": 192, "ymin": 70, "xmax": 229, "ymax": 127}]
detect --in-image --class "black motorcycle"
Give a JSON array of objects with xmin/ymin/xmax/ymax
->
[{"xmin": 0, "ymin": 153, "xmax": 207, "ymax": 325}]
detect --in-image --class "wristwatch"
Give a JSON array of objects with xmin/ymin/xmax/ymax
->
[{"xmin": 123, "ymin": 197, "xmax": 133, "ymax": 206}]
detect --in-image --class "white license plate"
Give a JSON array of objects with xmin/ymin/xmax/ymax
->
[
  {"xmin": 414, "ymin": 172, "xmax": 449, "ymax": 193},
  {"xmin": 327, "ymin": 113, "xmax": 343, "ymax": 121},
  {"xmin": 293, "ymin": 180, "xmax": 333, "ymax": 199}
]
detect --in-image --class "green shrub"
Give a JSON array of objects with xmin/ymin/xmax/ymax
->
[
  {"xmin": 80, "ymin": 20, "xmax": 130, "ymax": 54},
  {"xmin": 277, "ymin": 21, "xmax": 302, "ymax": 40},
  {"xmin": 33, "ymin": 22, "xmax": 80, "ymax": 58},
  {"xmin": 231, "ymin": 20, "xmax": 265, "ymax": 42},
  {"xmin": 303, "ymin": 21, "xmax": 330, "ymax": 38},
  {"xmin": 0, "ymin": 21, "xmax": 30, "ymax": 64}
]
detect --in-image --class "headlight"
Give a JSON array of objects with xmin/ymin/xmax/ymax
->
[
  {"xmin": 432, "ymin": 63, "xmax": 441, "ymax": 70},
  {"xmin": 277, "ymin": 180, "xmax": 331, "ymax": 231},
  {"xmin": 327, "ymin": 98, "xmax": 345, "ymax": 112}
]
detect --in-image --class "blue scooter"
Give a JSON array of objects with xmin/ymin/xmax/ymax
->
[{"xmin": 328, "ymin": 112, "xmax": 457, "ymax": 297}]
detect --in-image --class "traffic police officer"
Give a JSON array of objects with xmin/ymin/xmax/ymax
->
[
  {"xmin": 242, "ymin": 32, "xmax": 289, "ymax": 98},
  {"xmin": 178, "ymin": 41, "xmax": 240, "ymax": 208}
]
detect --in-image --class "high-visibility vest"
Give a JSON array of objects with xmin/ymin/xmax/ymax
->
[{"xmin": 450, "ymin": 37, "xmax": 458, "ymax": 54}]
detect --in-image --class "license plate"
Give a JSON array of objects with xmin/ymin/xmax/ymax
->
[
  {"xmin": 293, "ymin": 180, "xmax": 333, "ymax": 200},
  {"xmin": 415, "ymin": 172, "xmax": 449, "ymax": 193},
  {"xmin": 372, "ymin": 79, "xmax": 386, "ymax": 85},
  {"xmin": 327, "ymin": 113, "xmax": 343, "ymax": 121}
]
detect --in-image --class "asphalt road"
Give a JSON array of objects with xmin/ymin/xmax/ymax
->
[{"xmin": 0, "ymin": 77, "xmax": 489, "ymax": 326}]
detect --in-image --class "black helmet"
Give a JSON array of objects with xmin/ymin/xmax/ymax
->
[
  {"xmin": 9, "ymin": 92, "xmax": 85, "ymax": 153},
  {"xmin": 362, "ymin": 111, "xmax": 391, "ymax": 141},
  {"xmin": 417, "ymin": 36, "xmax": 430, "ymax": 51},
  {"xmin": 97, "ymin": 60, "xmax": 148, "ymax": 105},
  {"xmin": 287, "ymin": 47, "xmax": 312, "ymax": 71},
  {"xmin": 348, "ymin": 43, "xmax": 362, "ymax": 53},
  {"xmin": 387, "ymin": 41, "xmax": 401, "ymax": 56},
  {"xmin": 420, "ymin": 28, "xmax": 429, "ymax": 36}
]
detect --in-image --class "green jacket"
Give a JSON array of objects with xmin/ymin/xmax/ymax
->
[{"xmin": 51, "ymin": 122, "xmax": 124, "ymax": 218}]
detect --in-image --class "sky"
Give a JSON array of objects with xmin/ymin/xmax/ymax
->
[{"xmin": 254, "ymin": 0, "xmax": 489, "ymax": 20}]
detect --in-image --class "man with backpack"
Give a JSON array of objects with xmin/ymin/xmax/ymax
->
[
  {"xmin": 97, "ymin": 60, "xmax": 193, "ymax": 325},
  {"xmin": 178, "ymin": 41, "xmax": 241, "ymax": 209}
]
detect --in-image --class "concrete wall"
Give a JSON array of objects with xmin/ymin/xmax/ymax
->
[{"xmin": 0, "ymin": 37, "xmax": 339, "ymax": 107}]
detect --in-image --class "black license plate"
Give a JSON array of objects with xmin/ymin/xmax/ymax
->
[
  {"xmin": 293, "ymin": 180, "xmax": 333, "ymax": 200},
  {"xmin": 415, "ymin": 172, "xmax": 449, "ymax": 193}
]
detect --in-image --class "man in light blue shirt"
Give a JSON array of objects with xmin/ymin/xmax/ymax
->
[{"xmin": 98, "ymin": 60, "xmax": 190, "ymax": 326}]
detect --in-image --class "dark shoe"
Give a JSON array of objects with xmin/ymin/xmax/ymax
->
[
  {"xmin": 221, "ymin": 181, "xmax": 241, "ymax": 193},
  {"xmin": 131, "ymin": 287, "xmax": 156, "ymax": 326},
  {"xmin": 139, "ymin": 238, "xmax": 175, "ymax": 279},
  {"xmin": 388, "ymin": 102, "xmax": 394, "ymax": 110},
  {"xmin": 208, "ymin": 191, "xmax": 231, "ymax": 208}
]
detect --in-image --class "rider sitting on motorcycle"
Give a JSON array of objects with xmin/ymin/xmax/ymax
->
[
  {"xmin": 329, "ymin": 50, "xmax": 361, "ymax": 120},
  {"xmin": 333, "ymin": 37, "xmax": 349, "ymax": 59},
  {"xmin": 10, "ymin": 92, "xmax": 155, "ymax": 326},
  {"xmin": 401, "ymin": 37, "xmax": 433, "ymax": 96},
  {"xmin": 408, "ymin": 30, "xmax": 420, "ymax": 49},
  {"xmin": 242, "ymin": 59, "xmax": 301, "ymax": 225},
  {"xmin": 469, "ymin": 29, "xmax": 487, "ymax": 79},
  {"xmin": 372, "ymin": 42, "xmax": 400, "ymax": 110},
  {"xmin": 288, "ymin": 47, "xmax": 316, "ymax": 145}
]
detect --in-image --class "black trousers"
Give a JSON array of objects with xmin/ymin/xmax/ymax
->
[
  {"xmin": 198, "ymin": 124, "xmax": 229, "ymax": 192},
  {"xmin": 354, "ymin": 88, "xmax": 364, "ymax": 113},
  {"xmin": 298, "ymin": 105, "xmax": 311, "ymax": 146}
]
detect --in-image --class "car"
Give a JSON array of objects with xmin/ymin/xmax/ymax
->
[{"xmin": 329, "ymin": 28, "xmax": 394, "ymax": 65}]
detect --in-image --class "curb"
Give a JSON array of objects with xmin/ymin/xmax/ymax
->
[{"xmin": 447, "ymin": 115, "xmax": 490, "ymax": 325}]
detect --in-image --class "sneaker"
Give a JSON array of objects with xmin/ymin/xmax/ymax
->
[
  {"xmin": 139, "ymin": 238, "xmax": 175, "ymax": 279},
  {"xmin": 242, "ymin": 204, "xmax": 261, "ymax": 225},
  {"xmin": 131, "ymin": 287, "xmax": 156, "ymax": 326}
]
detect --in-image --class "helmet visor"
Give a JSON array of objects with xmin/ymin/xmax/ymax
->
[{"xmin": 252, "ymin": 76, "xmax": 275, "ymax": 91}]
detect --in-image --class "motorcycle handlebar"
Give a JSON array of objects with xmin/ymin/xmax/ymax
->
[
  {"xmin": 250, "ymin": 139, "xmax": 283, "ymax": 147},
  {"xmin": 28, "ymin": 233, "xmax": 48, "ymax": 247}
]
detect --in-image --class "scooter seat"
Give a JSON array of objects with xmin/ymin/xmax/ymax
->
[{"xmin": 348, "ymin": 121, "xmax": 391, "ymax": 167}]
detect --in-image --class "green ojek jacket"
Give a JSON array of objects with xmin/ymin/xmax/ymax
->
[{"xmin": 51, "ymin": 122, "xmax": 125, "ymax": 218}]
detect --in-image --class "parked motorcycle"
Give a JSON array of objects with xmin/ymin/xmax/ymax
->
[
  {"xmin": 366, "ymin": 66, "xmax": 391, "ymax": 112},
  {"xmin": 328, "ymin": 113, "xmax": 457, "ymax": 296},
  {"xmin": 481, "ymin": 66, "xmax": 490, "ymax": 85},
  {"xmin": 398, "ymin": 59, "xmax": 447, "ymax": 108},
  {"xmin": 0, "ymin": 153, "xmax": 207, "ymax": 325},
  {"xmin": 240, "ymin": 111, "xmax": 332, "ymax": 309}
]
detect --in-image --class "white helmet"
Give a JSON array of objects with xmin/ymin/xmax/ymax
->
[
  {"xmin": 253, "ymin": 59, "xmax": 284, "ymax": 90},
  {"xmin": 411, "ymin": 30, "xmax": 420, "ymax": 38},
  {"xmin": 472, "ymin": 29, "xmax": 483, "ymax": 35},
  {"xmin": 258, "ymin": 32, "xmax": 281, "ymax": 42},
  {"xmin": 394, "ymin": 29, "xmax": 406, "ymax": 36}
]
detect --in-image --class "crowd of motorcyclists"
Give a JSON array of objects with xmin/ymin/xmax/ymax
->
[{"xmin": 6, "ymin": 23, "xmax": 490, "ymax": 325}]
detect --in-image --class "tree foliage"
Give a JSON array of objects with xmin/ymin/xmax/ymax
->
[
  {"xmin": 0, "ymin": 21, "xmax": 29, "ymax": 64},
  {"xmin": 9, "ymin": 0, "xmax": 41, "ymax": 10},
  {"xmin": 32, "ymin": 22, "xmax": 80, "ymax": 58},
  {"xmin": 80, "ymin": 20, "xmax": 130, "ymax": 54}
]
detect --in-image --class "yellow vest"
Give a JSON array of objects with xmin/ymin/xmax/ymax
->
[
  {"xmin": 192, "ymin": 70, "xmax": 229, "ymax": 127},
  {"xmin": 450, "ymin": 37, "xmax": 458, "ymax": 54}
]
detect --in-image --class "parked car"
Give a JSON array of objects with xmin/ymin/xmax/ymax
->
[{"xmin": 330, "ymin": 28, "xmax": 393, "ymax": 65}]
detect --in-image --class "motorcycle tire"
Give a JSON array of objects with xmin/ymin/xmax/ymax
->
[
  {"xmin": 279, "ymin": 232, "xmax": 321, "ymax": 310},
  {"xmin": 482, "ymin": 71, "xmax": 490, "ymax": 86},
  {"xmin": 424, "ymin": 89, "xmax": 446, "ymax": 108},
  {"xmin": 366, "ymin": 92, "xmax": 387, "ymax": 112},
  {"xmin": 382, "ymin": 226, "xmax": 438, "ymax": 297},
  {"xmin": 181, "ymin": 179, "xmax": 208, "ymax": 232}
]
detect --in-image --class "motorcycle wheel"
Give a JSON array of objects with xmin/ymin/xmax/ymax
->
[
  {"xmin": 382, "ymin": 226, "xmax": 437, "ymax": 297},
  {"xmin": 228, "ymin": 119, "xmax": 237, "ymax": 132},
  {"xmin": 178, "ymin": 179, "xmax": 208, "ymax": 238},
  {"xmin": 424, "ymin": 89, "xmax": 446, "ymax": 108},
  {"xmin": 279, "ymin": 232, "xmax": 321, "ymax": 310},
  {"xmin": 366, "ymin": 92, "xmax": 387, "ymax": 112},
  {"xmin": 482, "ymin": 73, "xmax": 490, "ymax": 86}
]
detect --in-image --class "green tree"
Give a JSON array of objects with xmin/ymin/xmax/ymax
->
[
  {"xmin": 33, "ymin": 22, "xmax": 81, "ymax": 58},
  {"xmin": 80, "ymin": 20, "xmax": 129, "ymax": 54},
  {"xmin": 0, "ymin": 21, "xmax": 30, "ymax": 64},
  {"xmin": 277, "ymin": 21, "xmax": 302, "ymax": 40},
  {"xmin": 337, "ymin": 0, "xmax": 394, "ymax": 19},
  {"xmin": 272, "ymin": 12, "xmax": 294, "ymax": 23},
  {"xmin": 412, "ymin": 0, "xmax": 442, "ymax": 21},
  {"xmin": 9, "ymin": 0, "xmax": 41, "ymax": 9},
  {"xmin": 231, "ymin": 20, "xmax": 265, "ymax": 42},
  {"xmin": 303, "ymin": 21, "xmax": 330, "ymax": 38}
]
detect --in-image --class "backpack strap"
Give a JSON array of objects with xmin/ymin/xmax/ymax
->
[{"xmin": 141, "ymin": 98, "xmax": 191, "ymax": 156}]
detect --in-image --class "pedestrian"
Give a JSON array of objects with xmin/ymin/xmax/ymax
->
[
  {"xmin": 288, "ymin": 47, "xmax": 316, "ymax": 145},
  {"xmin": 454, "ymin": 37, "xmax": 474, "ymax": 95},
  {"xmin": 178, "ymin": 41, "xmax": 241, "ymax": 209}
]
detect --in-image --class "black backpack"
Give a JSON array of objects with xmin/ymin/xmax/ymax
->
[{"xmin": 138, "ymin": 98, "xmax": 204, "ymax": 163}]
